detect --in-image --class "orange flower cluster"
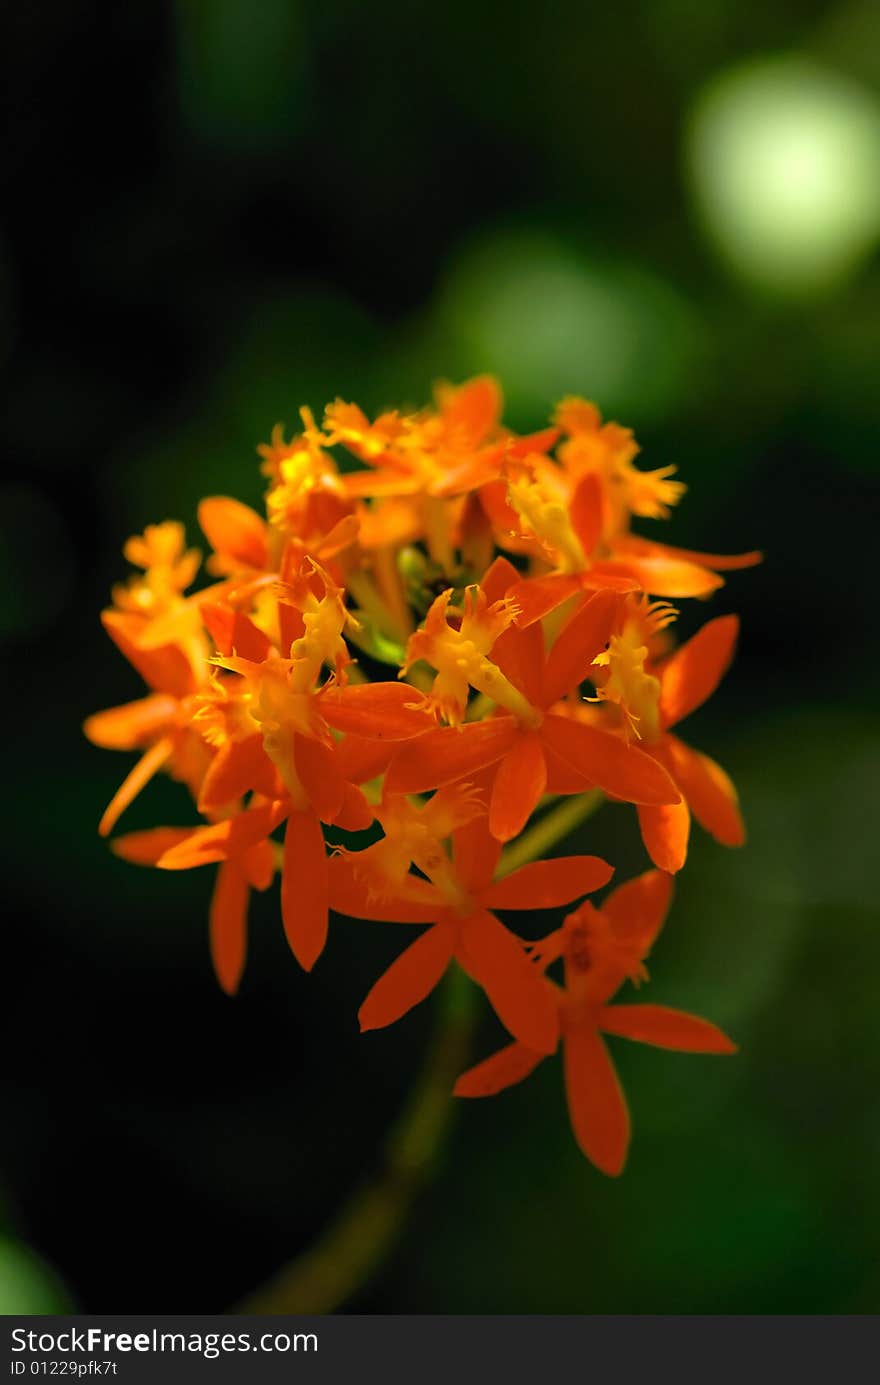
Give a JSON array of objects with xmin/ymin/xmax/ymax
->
[{"xmin": 86, "ymin": 376, "xmax": 760, "ymax": 1174}]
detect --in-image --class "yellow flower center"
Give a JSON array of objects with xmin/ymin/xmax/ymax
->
[
  {"xmin": 404, "ymin": 587, "xmax": 541, "ymax": 727},
  {"xmin": 592, "ymin": 622, "xmax": 661, "ymax": 743}
]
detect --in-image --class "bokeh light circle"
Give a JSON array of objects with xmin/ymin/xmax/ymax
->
[
  {"xmin": 438, "ymin": 231, "xmax": 701, "ymax": 425},
  {"xmin": 687, "ymin": 56, "xmax": 880, "ymax": 297}
]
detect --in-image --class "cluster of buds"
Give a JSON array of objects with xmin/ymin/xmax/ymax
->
[{"xmin": 86, "ymin": 377, "xmax": 760, "ymax": 1174}]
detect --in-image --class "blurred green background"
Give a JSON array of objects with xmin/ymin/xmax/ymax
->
[{"xmin": 1, "ymin": 0, "xmax": 878, "ymax": 1314}]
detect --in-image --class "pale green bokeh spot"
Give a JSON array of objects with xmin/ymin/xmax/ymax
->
[
  {"xmin": 687, "ymin": 55, "xmax": 880, "ymax": 297},
  {"xmin": 437, "ymin": 231, "xmax": 702, "ymax": 426},
  {"xmin": 0, "ymin": 1236, "xmax": 71, "ymax": 1314}
]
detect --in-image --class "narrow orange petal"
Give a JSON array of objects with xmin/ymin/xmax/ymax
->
[
  {"xmin": 98, "ymin": 736, "xmax": 173, "ymax": 837},
  {"xmin": 478, "ymin": 476, "xmax": 525, "ymax": 541},
  {"xmin": 456, "ymin": 911, "xmax": 559, "ymax": 1054},
  {"xmin": 488, "ymin": 733, "xmax": 547, "ymax": 842},
  {"xmin": 385, "ymin": 718, "xmax": 516, "ymax": 795},
  {"xmin": 294, "ymin": 734, "xmax": 346, "ymax": 823},
  {"xmin": 281, "ymin": 809, "xmax": 329, "ymax": 971},
  {"xmin": 342, "ymin": 469, "xmax": 423, "ymax": 498},
  {"xmin": 319, "ymin": 681, "xmax": 435, "ymax": 740},
  {"xmin": 482, "ymin": 855, "xmax": 613, "ymax": 911},
  {"xmin": 111, "ymin": 826, "xmax": 194, "ymax": 865},
  {"xmin": 242, "ymin": 837, "xmax": 275, "ymax": 891},
  {"xmin": 506, "ymin": 425, "xmax": 560, "ymax": 459},
  {"xmin": 198, "ymin": 734, "xmax": 278, "ymax": 812},
  {"xmin": 440, "ymin": 373, "xmax": 501, "ymax": 440},
  {"xmin": 479, "ymin": 555, "xmax": 520, "ymax": 605},
  {"xmin": 601, "ymin": 868, "xmax": 673, "ymax": 951},
  {"xmin": 563, "ymin": 1023, "xmax": 630, "ymax": 1175},
  {"xmin": 200, "ymin": 603, "xmax": 270, "ymax": 661},
  {"xmin": 358, "ymin": 923, "xmax": 456, "ymax": 1031},
  {"xmin": 541, "ymin": 716, "xmax": 680, "ymax": 806},
  {"xmin": 209, "ymin": 860, "xmax": 249, "ymax": 996},
  {"xmin": 611, "ymin": 554, "xmax": 724, "ymax": 599},
  {"xmin": 569, "ymin": 472, "xmax": 603, "ymax": 555},
  {"xmin": 432, "ymin": 447, "xmax": 505, "ymax": 497},
  {"xmin": 614, "ymin": 534, "xmax": 762, "ymax": 572},
  {"xmin": 659, "ymin": 615, "xmax": 739, "ymax": 728},
  {"xmin": 198, "ymin": 496, "xmax": 269, "ymax": 570},
  {"xmin": 318, "ymin": 513, "xmax": 361, "ymax": 557},
  {"xmin": 200, "ymin": 601, "xmax": 235, "ymax": 656},
  {"xmin": 599, "ymin": 1004, "xmax": 737, "ymax": 1053},
  {"xmin": 334, "ymin": 734, "xmax": 394, "ymax": 785},
  {"xmin": 542, "ymin": 742, "xmax": 596, "ymax": 794},
  {"xmin": 452, "ymin": 787, "xmax": 502, "ymax": 893},
  {"xmin": 327, "ymin": 856, "xmax": 440, "ymax": 923},
  {"xmin": 101, "ymin": 610, "xmax": 197, "ymax": 698},
  {"xmin": 358, "ymin": 498, "xmax": 423, "ymax": 550},
  {"xmin": 508, "ymin": 574, "xmax": 582, "ymax": 627},
  {"xmin": 332, "ymin": 782, "xmax": 375, "ymax": 832},
  {"xmin": 227, "ymin": 610, "xmax": 272, "ymax": 661},
  {"xmin": 665, "ymin": 735, "xmax": 745, "ymax": 846},
  {"xmin": 542, "ymin": 588, "xmax": 621, "ymax": 706},
  {"xmin": 84, "ymin": 694, "xmax": 177, "ymax": 750},
  {"xmin": 579, "ymin": 566, "xmax": 641, "ymax": 595},
  {"xmin": 454, "ymin": 1042, "xmax": 546, "ymax": 1098},
  {"xmin": 490, "ymin": 620, "xmax": 545, "ymax": 709},
  {"xmin": 637, "ymin": 798, "xmax": 690, "ymax": 874},
  {"xmin": 157, "ymin": 801, "xmax": 287, "ymax": 869}
]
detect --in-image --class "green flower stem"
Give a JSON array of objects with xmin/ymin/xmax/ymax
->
[
  {"xmin": 240, "ymin": 787, "xmax": 604, "ymax": 1314},
  {"xmin": 235, "ymin": 968, "xmax": 475, "ymax": 1315},
  {"xmin": 345, "ymin": 569, "xmax": 410, "ymax": 645},
  {"xmin": 497, "ymin": 790, "xmax": 604, "ymax": 877}
]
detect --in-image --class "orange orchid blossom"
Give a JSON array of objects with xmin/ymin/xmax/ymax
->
[
  {"xmin": 329, "ymin": 805, "xmax": 612, "ymax": 1054},
  {"xmin": 566, "ymin": 596, "xmax": 745, "ymax": 873},
  {"xmin": 87, "ymin": 375, "xmax": 758, "ymax": 1167},
  {"xmin": 455, "ymin": 870, "xmax": 735, "ymax": 1175},
  {"xmin": 85, "ymin": 521, "xmax": 216, "ymax": 838},
  {"xmin": 323, "ymin": 375, "xmax": 557, "ymax": 502},
  {"xmin": 106, "ymin": 556, "xmax": 433, "ymax": 982},
  {"xmin": 387, "ymin": 563, "xmax": 681, "ymax": 840},
  {"xmin": 477, "ymin": 400, "xmax": 760, "ymax": 626}
]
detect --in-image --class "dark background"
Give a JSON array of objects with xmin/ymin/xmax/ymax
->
[{"xmin": 1, "ymin": 1, "xmax": 878, "ymax": 1312}]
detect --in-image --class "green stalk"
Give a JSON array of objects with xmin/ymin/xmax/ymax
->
[
  {"xmin": 239, "ymin": 787, "xmax": 604, "ymax": 1314},
  {"xmin": 236, "ymin": 968, "xmax": 475, "ymax": 1314},
  {"xmin": 497, "ymin": 790, "xmax": 604, "ymax": 877}
]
